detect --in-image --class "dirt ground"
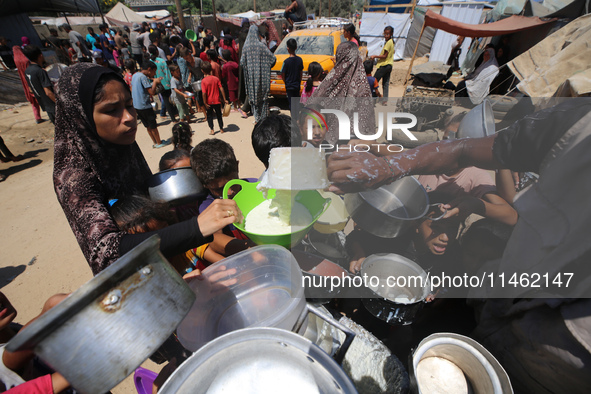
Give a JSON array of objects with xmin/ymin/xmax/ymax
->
[{"xmin": 0, "ymin": 57, "xmax": 425, "ymax": 393}]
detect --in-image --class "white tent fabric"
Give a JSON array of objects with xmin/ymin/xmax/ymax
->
[
  {"xmin": 360, "ymin": 12, "xmax": 412, "ymax": 61},
  {"xmin": 106, "ymin": 3, "xmax": 147, "ymax": 24},
  {"xmin": 137, "ymin": 10, "xmax": 170, "ymax": 18},
  {"xmin": 36, "ymin": 16, "xmax": 103, "ymax": 26},
  {"xmin": 508, "ymin": 13, "xmax": 591, "ymax": 97},
  {"xmin": 232, "ymin": 11, "xmax": 260, "ymax": 20},
  {"xmin": 429, "ymin": 4, "xmax": 483, "ymax": 64}
]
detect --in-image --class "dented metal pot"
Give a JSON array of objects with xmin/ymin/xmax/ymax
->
[{"xmin": 6, "ymin": 236, "xmax": 195, "ymax": 394}]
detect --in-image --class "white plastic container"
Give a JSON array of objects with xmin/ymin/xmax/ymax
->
[{"xmin": 177, "ymin": 245, "xmax": 306, "ymax": 351}]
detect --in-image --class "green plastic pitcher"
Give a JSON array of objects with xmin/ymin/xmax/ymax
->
[{"xmin": 222, "ymin": 180, "xmax": 330, "ymax": 248}]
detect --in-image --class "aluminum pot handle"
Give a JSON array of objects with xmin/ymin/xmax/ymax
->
[
  {"xmin": 293, "ymin": 303, "xmax": 356, "ymax": 365},
  {"xmin": 425, "ymin": 203, "xmax": 447, "ymax": 221}
]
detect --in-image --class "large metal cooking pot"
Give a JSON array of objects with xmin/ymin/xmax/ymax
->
[
  {"xmin": 303, "ymin": 229, "xmax": 349, "ymax": 265},
  {"xmin": 160, "ymin": 327, "xmax": 358, "ymax": 394},
  {"xmin": 147, "ymin": 167, "xmax": 206, "ymax": 205},
  {"xmin": 360, "ymin": 253, "xmax": 431, "ymax": 325},
  {"xmin": 411, "ymin": 333, "xmax": 513, "ymax": 394},
  {"xmin": 292, "ymin": 249, "xmax": 351, "ymax": 303},
  {"xmin": 345, "ymin": 177, "xmax": 445, "ymax": 238},
  {"xmin": 6, "ymin": 236, "xmax": 195, "ymax": 394}
]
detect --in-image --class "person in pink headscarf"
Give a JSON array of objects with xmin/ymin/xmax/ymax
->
[
  {"xmin": 21, "ymin": 37, "xmax": 30, "ymax": 48},
  {"xmin": 12, "ymin": 46, "xmax": 43, "ymax": 123}
]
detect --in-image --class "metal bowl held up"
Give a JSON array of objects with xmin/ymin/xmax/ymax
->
[
  {"xmin": 6, "ymin": 236, "xmax": 196, "ymax": 394},
  {"xmin": 345, "ymin": 177, "xmax": 437, "ymax": 238},
  {"xmin": 148, "ymin": 167, "xmax": 207, "ymax": 206},
  {"xmin": 411, "ymin": 333, "xmax": 513, "ymax": 394},
  {"xmin": 360, "ymin": 253, "xmax": 431, "ymax": 325},
  {"xmin": 455, "ymin": 99, "xmax": 495, "ymax": 139},
  {"xmin": 160, "ymin": 327, "xmax": 358, "ymax": 394}
]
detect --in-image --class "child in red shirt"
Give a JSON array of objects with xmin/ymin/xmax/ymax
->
[
  {"xmin": 221, "ymin": 49, "xmax": 246, "ymax": 117},
  {"xmin": 200, "ymin": 61, "xmax": 228, "ymax": 135},
  {"xmin": 206, "ymin": 49, "xmax": 222, "ymax": 80}
]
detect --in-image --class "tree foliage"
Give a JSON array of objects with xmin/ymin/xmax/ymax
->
[{"xmin": 215, "ymin": 0, "xmax": 364, "ymax": 18}]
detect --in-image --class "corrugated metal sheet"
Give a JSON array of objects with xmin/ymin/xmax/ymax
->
[{"xmin": 429, "ymin": 3, "xmax": 483, "ymax": 64}]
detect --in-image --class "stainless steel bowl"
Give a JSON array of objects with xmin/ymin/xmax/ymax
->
[
  {"xmin": 6, "ymin": 236, "xmax": 196, "ymax": 394},
  {"xmin": 345, "ymin": 177, "xmax": 432, "ymax": 238},
  {"xmin": 161, "ymin": 327, "xmax": 358, "ymax": 394},
  {"xmin": 147, "ymin": 167, "xmax": 206, "ymax": 205},
  {"xmin": 456, "ymin": 99, "xmax": 495, "ymax": 139}
]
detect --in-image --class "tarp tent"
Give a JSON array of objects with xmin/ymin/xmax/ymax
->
[
  {"xmin": 422, "ymin": 9, "xmax": 556, "ymax": 36},
  {"xmin": 106, "ymin": 2, "xmax": 148, "ymax": 25},
  {"xmin": 2, "ymin": 0, "xmax": 99, "ymax": 16},
  {"xmin": 429, "ymin": 3, "xmax": 485, "ymax": 64},
  {"xmin": 508, "ymin": 13, "xmax": 591, "ymax": 97},
  {"xmin": 360, "ymin": 12, "xmax": 412, "ymax": 61}
]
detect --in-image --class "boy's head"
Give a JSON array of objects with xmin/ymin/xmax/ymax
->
[
  {"xmin": 22, "ymin": 45, "xmax": 43, "ymax": 64},
  {"xmin": 206, "ymin": 49, "xmax": 218, "ymax": 61},
  {"xmin": 141, "ymin": 60, "xmax": 157, "ymax": 77},
  {"xmin": 169, "ymin": 64, "xmax": 180, "ymax": 77},
  {"xmin": 415, "ymin": 193, "xmax": 460, "ymax": 256},
  {"xmin": 221, "ymin": 49, "xmax": 232, "ymax": 62},
  {"xmin": 252, "ymin": 114, "xmax": 301, "ymax": 168},
  {"xmin": 200, "ymin": 60, "xmax": 212, "ymax": 75},
  {"xmin": 363, "ymin": 59, "xmax": 374, "ymax": 75},
  {"xmin": 159, "ymin": 149, "xmax": 191, "ymax": 171},
  {"xmin": 191, "ymin": 138, "xmax": 239, "ymax": 198},
  {"xmin": 286, "ymin": 38, "xmax": 297, "ymax": 53},
  {"xmin": 110, "ymin": 195, "xmax": 174, "ymax": 234},
  {"xmin": 203, "ymin": 37, "xmax": 212, "ymax": 49},
  {"xmin": 124, "ymin": 59, "xmax": 136, "ymax": 73},
  {"xmin": 298, "ymin": 108, "xmax": 327, "ymax": 148}
]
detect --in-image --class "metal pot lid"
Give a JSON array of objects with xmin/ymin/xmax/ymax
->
[
  {"xmin": 160, "ymin": 327, "xmax": 358, "ymax": 394},
  {"xmin": 7, "ymin": 236, "xmax": 170, "ymax": 352}
]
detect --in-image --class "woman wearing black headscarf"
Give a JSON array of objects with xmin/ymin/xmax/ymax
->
[
  {"xmin": 53, "ymin": 63, "xmax": 242, "ymax": 275},
  {"xmin": 308, "ymin": 41, "xmax": 375, "ymax": 145}
]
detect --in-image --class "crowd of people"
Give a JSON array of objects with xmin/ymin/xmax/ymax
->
[{"xmin": 0, "ymin": 12, "xmax": 590, "ymax": 394}]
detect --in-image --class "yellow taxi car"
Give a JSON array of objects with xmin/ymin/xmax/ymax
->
[{"xmin": 270, "ymin": 28, "xmax": 345, "ymax": 96}]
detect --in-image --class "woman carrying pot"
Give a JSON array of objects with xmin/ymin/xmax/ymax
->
[{"xmin": 53, "ymin": 63, "xmax": 242, "ymax": 275}]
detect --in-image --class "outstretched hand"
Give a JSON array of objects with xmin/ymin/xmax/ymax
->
[
  {"xmin": 197, "ymin": 199, "xmax": 243, "ymax": 237},
  {"xmin": 326, "ymin": 151, "xmax": 394, "ymax": 194}
]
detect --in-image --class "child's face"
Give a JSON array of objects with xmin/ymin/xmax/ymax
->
[
  {"xmin": 172, "ymin": 69, "xmax": 181, "ymax": 78},
  {"xmin": 300, "ymin": 115, "xmax": 327, "ymax": 147},
  {"xmin": 383, "ymin": 29, "xmax": 392, "ymax": 41},
  {"xmin": 204, "ymin": 171, "xmax": 239, "ymax": 198},
  {"xmin": 416, "ymin": 215, "xmax": 460, "ymax": 256}
]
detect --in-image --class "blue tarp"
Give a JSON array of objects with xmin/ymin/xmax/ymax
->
[{"xmin": 368, "ymin": 0, "xmax": 412, "ymax": 13}]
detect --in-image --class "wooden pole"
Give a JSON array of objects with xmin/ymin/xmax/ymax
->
[
  {"xmin": 403, "ymin": 19, "xmax": 426, "ymax": 88},
  {"xmin": 94, "ymin": 0, "xmax": 106, "ymax": 24},
  {"xmin": 175, "ymin": 0, "xmax": 186, "ymax": 31},
  {"xmin": 254, "ymin": 0, "xmax": 257, "ymax": 13},
  {"xmin": 329, "ymin": 0, "xmax": 332, "ymax": 17},
  {"xmin": 319, "ymin": 0, "xmax": 322, "ymax": 17},
  {"xmin": 211, "ymin": 0, "xmax": 219, "ymax": 36}
]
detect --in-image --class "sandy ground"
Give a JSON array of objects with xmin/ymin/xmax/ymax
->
[{"xmin": 0, "ymin": 58, "xmax": 423, "ymax": 393}]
